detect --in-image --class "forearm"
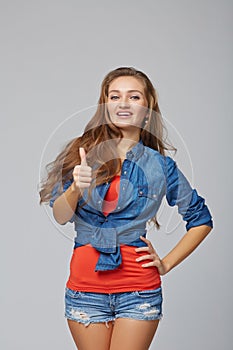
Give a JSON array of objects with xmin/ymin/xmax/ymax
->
[
  {"xmin": 53, "ymin": 182, "xmax": 81, "ymax": 224},
  {"xmin": 161, "ymin": 224, "xmax": 212, "ymax": 275}
]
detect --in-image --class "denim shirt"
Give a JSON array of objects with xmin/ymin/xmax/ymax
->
[{"xmin": 50, "ymin": 141, "xmax": 213, "ymax": 271}]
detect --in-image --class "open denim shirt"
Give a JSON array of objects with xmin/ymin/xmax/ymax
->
[{"xmin": 50, "ymin": 141, "xmax": 213, "ymax": 271}]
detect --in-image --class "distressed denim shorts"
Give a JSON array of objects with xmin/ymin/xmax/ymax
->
[{"xmin": 64, "ymin": 286, "xmax": 163, "ymax": 327}]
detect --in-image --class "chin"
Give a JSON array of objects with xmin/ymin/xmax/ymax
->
[{"xmin": 112, "ymin": 119, "xmax": 139, "ymax": 128}]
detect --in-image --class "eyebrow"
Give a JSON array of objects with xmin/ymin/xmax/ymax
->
[{"xmin": 108, "ymin": 89, "xmax": 144, "ymax": 95}]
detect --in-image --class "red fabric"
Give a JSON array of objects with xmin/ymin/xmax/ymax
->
[
  {"xmin": 66, "ymin": 176, "xmax": 161, "ymax": 292},
  {"xmin": 102, "ymin": 175, "xmax": 120, "ymax": 216}
]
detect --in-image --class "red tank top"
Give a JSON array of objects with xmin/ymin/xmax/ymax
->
[{"xmin": 66, "ymin": 175, "xmax": 161, "ymax": 292}]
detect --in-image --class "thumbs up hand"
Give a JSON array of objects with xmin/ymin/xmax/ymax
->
[
  {"xmin": 79, "ymin": 147, "xmax": 87, "ymax": 166},
  {"xmin": 72, "ymin": 148, "xmax": 92, "ymax": 190}
]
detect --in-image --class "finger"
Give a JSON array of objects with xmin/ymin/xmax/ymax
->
[
  {"xmin": 78, "ymin": 182, "xmax": 92, "ymax": 189},
  {"xmin": 139, "ymin": 235, "xmax": 152, "ymax": 246},
  {"xmin": 141, "ymin": 257, "xmax": 161, "ymax": 268},
  {"xmin": 135, "ymin": 247, "xmax": 150, "ymax": 253},
  {"xmin": 79, "ymin": 147, "xmax": 87, "ymax": 166},
  {"xmin": 141, "ymin": 261, "xmax": 160, "ymax": 268},
  {"xmin": 73, "ymin": 165, "xmax": 92, "ymax": 176},
  {"xmin": 77, "ymin": 176, "xmax": 92, "ymax": 183},
  {"xmin": 136, "ymin": 254, "xmax": 152, "ymax": 262}
]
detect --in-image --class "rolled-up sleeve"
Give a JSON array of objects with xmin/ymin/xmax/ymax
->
[
  {"xmin": 165, "ymin": 156, "xmax": 213, "ymax": 230},
  {"xmin": 49, "ymin": 179, "xmax": 73, "ymax": 208}
]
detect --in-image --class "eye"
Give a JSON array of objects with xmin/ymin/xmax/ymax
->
[
  {"xmin": 130, "ymin": 95, "xmax": 140, "ymax": 100},
  {"xmin": 110, "ymin": 95, "xmax": 119, "ymax": 100}
]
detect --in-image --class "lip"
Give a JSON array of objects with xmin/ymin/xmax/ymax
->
[{"xmin": 116, "ymin": 111, "xmax": 133, "ymax": 117}]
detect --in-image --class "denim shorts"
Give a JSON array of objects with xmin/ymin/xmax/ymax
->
[{"xmin": 64, "ymin": 286, "xmax": 163, "ymax": 327}]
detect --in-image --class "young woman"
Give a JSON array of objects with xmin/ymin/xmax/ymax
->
[{"xmin": 39, "ymin": 67, "xmax": 213, "ymax": 350}]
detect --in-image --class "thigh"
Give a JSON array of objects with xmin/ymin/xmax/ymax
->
[
  {"xmin": 67, "ymin": 319, "xmax": 114, "ymax": 350},
  {"xmin": 64, "ymin": 288, "xmax": 115, "ymax": 349},
  {"xmin": 110, "ymin": 318, "xmax": 160, "ymax": 350},
  {"xmin": 109, "ymin": 287, "xmax": 163, "ymax": 350}
]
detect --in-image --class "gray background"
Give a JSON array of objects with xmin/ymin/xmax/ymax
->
[{"xmin": 1, "ymin": 0, "xmax": 232, "ymax": 349}]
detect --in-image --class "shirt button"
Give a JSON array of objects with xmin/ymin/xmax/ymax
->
[
  {"xmin": 139, "ymin": 190, "xmax": 143, "ymax": 195},
  {"xmin": 127, "ymin": 151, "xmax": 133, "ymax": 159},
  {"xmin": 122, "ymin": 187, "xmax": 125, "ymax": 191},
  {"xmin": 117, "ymin": 206, "xmax": 121, "ymax": 210},
  {"xmin": 98, "ymin": 200, "xmax": 102, "ymax": 204},
  {"xmin": 123, "ymin": 171, "xmax": 127, "ymax": 175},
  {"xmin": 153, "ymin": 194, "xmax": 157, "ymax": 198}
]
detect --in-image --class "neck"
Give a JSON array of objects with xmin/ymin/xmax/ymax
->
[
  {"xmin": 117, "ymin": 137, "xmax": 139, "ymax": 160},
  {"xmin": 120, "ymin": 126, "xmax": 141, "ymax": 142}
]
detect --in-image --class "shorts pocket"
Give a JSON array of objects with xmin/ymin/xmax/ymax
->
[
  {"xmin": 65, "ymin": 287, "xmax": 83, "ymax": 299},
  {"xmin": 135, "ymin": 288, "xmax": 162, "ymax": 298}
]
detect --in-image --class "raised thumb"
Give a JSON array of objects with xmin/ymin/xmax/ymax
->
[{"xmin": 79, "ymin": 147, "xmax": 87, "ymax": 166}]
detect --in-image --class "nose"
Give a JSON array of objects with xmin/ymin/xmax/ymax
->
[{"xmin": 118, "ymin": 96, "xmax": 130, "ymax": 109}]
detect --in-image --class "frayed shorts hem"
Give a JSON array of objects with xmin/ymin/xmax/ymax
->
[
  {"xmin": 65, "ymin": 313, "xmax": 163, "ymax": 324},
  {"xmin": 64, "ymin": 286, "xmax": 163, "ymax": 327},
  {"xmin": 65, "ymin": 315, "xmax": 115, "ymax": 328}
]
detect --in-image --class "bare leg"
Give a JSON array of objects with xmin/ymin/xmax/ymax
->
[
  {"xmin": 67, "ymin": 319, "xmax": 114, "ymax": 350},
  {"xmin": 109, "ymin": 318, "xmax": 160, "ymax": 350}
]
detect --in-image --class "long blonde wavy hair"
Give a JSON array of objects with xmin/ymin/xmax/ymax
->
[{"xmin": 39, "ymin": 67, "xmax": 176, "ymax": 216}]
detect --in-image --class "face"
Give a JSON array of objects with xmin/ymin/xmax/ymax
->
[{"xmin": 107, "ymin": 76, "xmax": 148, "ymax": 136}]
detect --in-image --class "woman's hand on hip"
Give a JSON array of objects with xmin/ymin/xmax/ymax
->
[{"xmin": 135, "ymin": 236, "xmax": 169, "ymax": 276}]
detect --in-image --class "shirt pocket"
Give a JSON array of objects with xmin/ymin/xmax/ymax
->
[
  {"xmin": 130, "ymin": 184, "xmax": 161, "ymax": 218},
  {"xmin": 137, "ymin": 185, "xmax": 159, "ymax": 201}
]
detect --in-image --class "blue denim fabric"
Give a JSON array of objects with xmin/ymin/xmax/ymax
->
[
  {"xmin": 64, "ymin": 286, "xmax": 163, "ymax": 325},
  {"xmin": 50, "ymin": 141, "xmax": 213, "ymax": 271}
]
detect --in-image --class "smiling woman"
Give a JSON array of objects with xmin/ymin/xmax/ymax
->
[
  {"xmin": 107, "ymin": 76, "xmax": 148, "ymax": 139},
  {"xmin": 106, "ymin": 76, "xmax": 150, "ymax": 161},
  {"xmin": 39, "ymin": 67, "xmax": 213, "ymax": 350}
]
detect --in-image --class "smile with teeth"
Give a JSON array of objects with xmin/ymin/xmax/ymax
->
[{"xmin": 116, "ymin": 111, "xmax": 133, "ymax": 117}]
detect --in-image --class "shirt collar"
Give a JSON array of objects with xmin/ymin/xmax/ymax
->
[{"xmin": 126, "ymin": 139, "xmax": 144, "ymax": 161}]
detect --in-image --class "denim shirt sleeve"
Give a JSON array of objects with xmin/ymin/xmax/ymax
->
[
  {"xmin": 165, "ymin": 156, "xmax": 213, "ymax": 230},
  {"xmin": 49, "ymin": 179, "xmax": 73, "ymax": 207},
  {"xmin": 49, "ymin": 179, "xmax": 75, "ymax": 223}
]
